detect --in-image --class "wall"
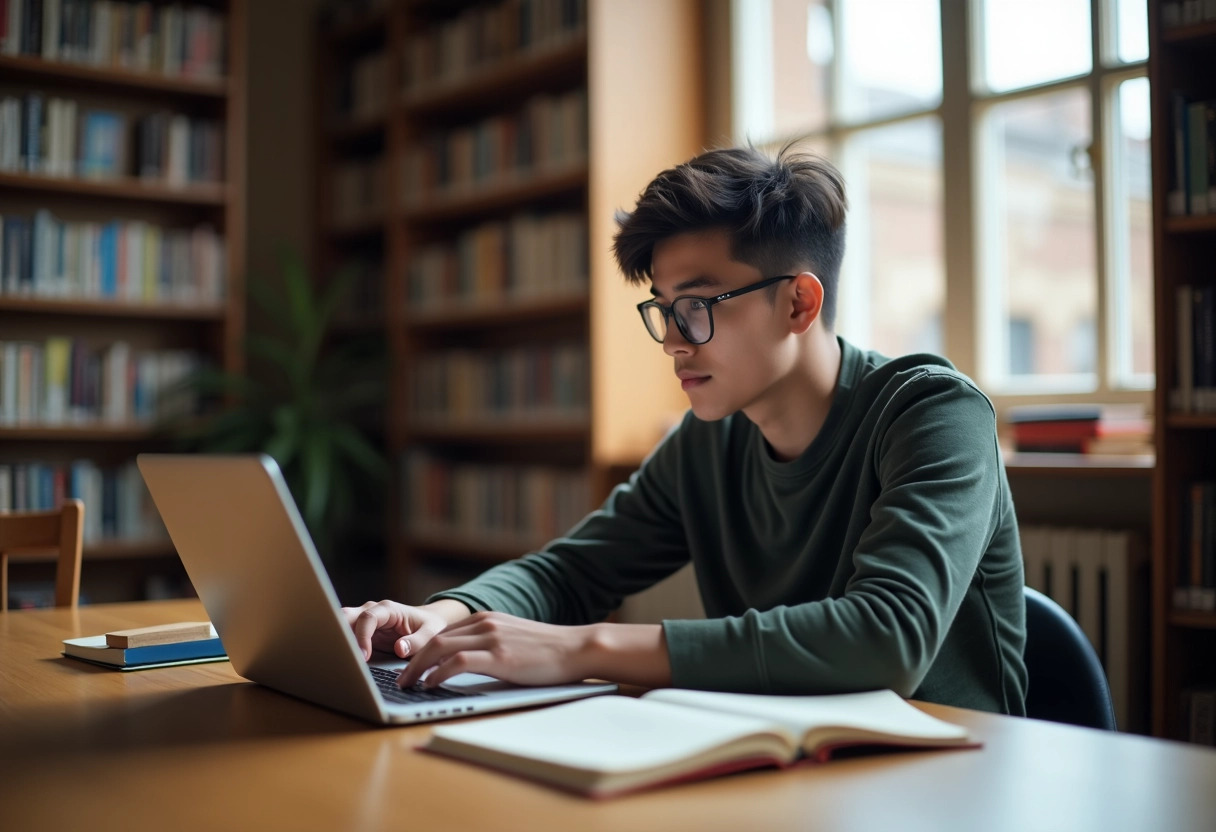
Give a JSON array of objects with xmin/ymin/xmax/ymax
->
[{"xmin": 245, "ymin": 0, "xmax": 321, "ymax": 304}]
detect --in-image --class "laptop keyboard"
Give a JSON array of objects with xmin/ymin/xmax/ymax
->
[{"xmin": 369, "ymin": 666, "xmax": 484, "ymax": 705}]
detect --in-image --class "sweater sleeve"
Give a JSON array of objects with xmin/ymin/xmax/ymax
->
[
  {"xmin": 663, "ymin": 373, "xmax": 1008, "ymax": 696},
  {"xmin": 427, "ymin": 421, "xmax": 692, "ymax": 625}
]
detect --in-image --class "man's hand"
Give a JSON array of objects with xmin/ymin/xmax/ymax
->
[
  {"xmin": 395, "ymin": 612, "xmax": 598, "ymax": 688},
  {"xmin": 342, "ymin": 599, "xmax": 471, "ymax": 661},
  {"xmin": 396, "ymin": 613, "xmax": 673, "ymax": 691}
]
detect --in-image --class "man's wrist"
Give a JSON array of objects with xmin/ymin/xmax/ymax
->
[
  {"xmin": 420, "ymin": 598, "xmax": 473, "ymax": 626},
  {"xmin": 580, "ymin": 622, "xmax": 672, "ymax": 688}
]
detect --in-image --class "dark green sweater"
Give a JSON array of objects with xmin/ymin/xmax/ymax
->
[{"xmin": 432, "ymin": 338, "xmax": 1028, "ymax": 715}]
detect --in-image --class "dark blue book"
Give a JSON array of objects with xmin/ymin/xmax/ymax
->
[
  {"xmin": 1006, "ymin": 403, "xmax": 1103, "ymax": 424},
  {"xmin": 62, "ymin": 632, "xmax": 226, "ymax": 668}
]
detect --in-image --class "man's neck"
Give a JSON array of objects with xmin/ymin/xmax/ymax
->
[{"xmin": 745, "ymin": 332, "xmax": 843, "ymax": 462}]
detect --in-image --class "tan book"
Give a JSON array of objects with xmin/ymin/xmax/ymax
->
[
  {"xmin": 104, "ymin": 621, "xmax": 214, "ymax": 648},
  {"xmin": 422, "ymin": 689, "xmax": 976, "ymax": 798}
]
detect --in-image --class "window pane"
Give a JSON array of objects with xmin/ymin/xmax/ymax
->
[
  {"xmin": 979, "ymin": 0, "xmax": 1091, "ymax": 93},
  {"xmin": 732, "ymin": 0, "xmax": 832, "ymax": 143},
  {"xmin": 980, "ymin": 89, "xmax": 1096, "ymax": 389},
  {"xmin": 837, "ymin": 0, "xmax": 941, "ymax": 122},
  {"xmin": 837, "ymin": 118, "xmax": 944, "ymax": 358},
  {"xmin": 1110, "ymin": 77, "xmax": 1153, "ymax": 385},
  {"xmin": 1114, "ymin": 0, "xmax": 1148, "ymax": 64}
]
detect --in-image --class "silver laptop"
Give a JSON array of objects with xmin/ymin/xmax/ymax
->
[{"xmin": 137, "ymin": 453, "xmax": 616, "ymax": 725}]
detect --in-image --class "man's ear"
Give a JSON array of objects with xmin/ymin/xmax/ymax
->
[{"xmin": 789, "ymin": 272, "xmax": 824, "ymax": 335}]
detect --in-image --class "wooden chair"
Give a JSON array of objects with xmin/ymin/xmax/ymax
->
[{"xmin": 0, "ymin": 500, "xmax": 85, "ymax": 612}]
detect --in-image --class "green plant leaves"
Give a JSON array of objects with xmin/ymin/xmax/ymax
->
[{"xmin": 175, "ymin": 247, "xmax": 387, "ymax": 562}]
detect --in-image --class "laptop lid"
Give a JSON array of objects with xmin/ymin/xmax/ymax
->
[{"xmin": 137, "ymin": 454, "xmax": 615, "ymax": 725}]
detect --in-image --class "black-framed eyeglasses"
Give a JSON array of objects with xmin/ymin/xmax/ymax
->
[{"xmin": 636, "ymin": 275, "xmax": 796, "ymax": 345}]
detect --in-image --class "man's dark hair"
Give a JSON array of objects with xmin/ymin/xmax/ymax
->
[{"xmin": 612, "ymin": 144, "xmax": 848, "ymax": 330}]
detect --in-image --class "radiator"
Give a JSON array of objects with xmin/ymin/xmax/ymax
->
[{"xmin": 1019, "ymin": 525, "xmax": 1146, "ymax": 732}]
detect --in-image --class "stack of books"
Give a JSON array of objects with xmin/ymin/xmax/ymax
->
[
  {"xmin": 1006, "ymin": 404, "xmax": 1152, "ymax": 456},
  {"xmin": 62, "ymin": 621, "xmax": 226, "ymax": 670}
]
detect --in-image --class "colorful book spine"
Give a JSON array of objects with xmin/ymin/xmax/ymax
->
[
  {"xmin": 0, "ymin": 337, "xmax": 201, "ymax": 426},
  {"xmin": 0, "ymin": 1, "xmax": 225, "ymax": 77},
  {"xmin": 410, "ymin": 343, "xmax": 589, "ymax": 425},
  {"xmin": 403, "ymin": 451, "xmax": 590, "ymax": 547},
  {"xmin": 0, "ymin": 210, "xmax": 225, "ymax": 303}
]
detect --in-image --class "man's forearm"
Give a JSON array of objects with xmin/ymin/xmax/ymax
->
[{"xmin": 582, "ymin": 622, "xmax": 672, "ymax": 688}]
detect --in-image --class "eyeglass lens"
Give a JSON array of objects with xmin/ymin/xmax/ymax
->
[{"xmin": 643, "ymin": 298, "xmax": 712, "ymax": 344}]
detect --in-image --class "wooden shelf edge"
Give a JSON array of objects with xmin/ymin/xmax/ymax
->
[
  {"xmin": 401, "ymin": 32, "xmax": 587, "ymax": 114},
  {"xmin": 406, "ymin": 293, "xmax": 588, "ymax": 328},
  {"xmin": 406, "ymin": 418, "xmax": 591, "ymax": 443},
  {"xmin": 0, "ymin": 172, "xmax": 227, "ymax": 205},
  {"xmin": 1002, "ymin": 451, "xmax": 1155, "ymax": 476},
  {"xmin": 1168, "ymin": 610, "xmax": 1216, "ymax": 629},
  {"xmin": 1163, "ymin": 214, "xmax": 1216, "ymax": 234},
  {"xmin": 7, "ymin": 539, "xmax": 175, "ymax": 563},
  {"xmin": 1162, "ymin": 20, "xmax": 1216, "ymax": 43},
  {"xmin": 1166, "ymin": 413, "xmax": 1216, "ymax": 429},
  {"xmin": 0, "ymin": 296, "xmax": 226, "ymax": 320},
  {"xmin": 0, "ymin": 54, "xmax": 227, "ymax": 97},
  {"xmin": 401, "ymin": 164, "xmax": 587, "ymax": 221},
  {"xmin": 0, "ymin": 424, "xmax": 171, "ymax": 441}
]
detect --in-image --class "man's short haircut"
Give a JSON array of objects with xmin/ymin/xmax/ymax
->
[{"xmin": 612, "ymin": 144, "xmax": 848, "ymax": 330}]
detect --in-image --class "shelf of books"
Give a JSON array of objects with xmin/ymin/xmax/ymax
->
[
  {"xmin": 1150, "ymin": 0, "xmax": 1216, "ymax": 742},
  {"xmin": 0, "ymin": 0, "xmax": 246, "ymax": 607},
  {"xmin": 313, "ymin": 0, "xmax": 703, "ymax": 598}
]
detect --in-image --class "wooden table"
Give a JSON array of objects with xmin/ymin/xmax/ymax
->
[{"xmin": 3, "ymin": 600, "xmax": 1215, "ymax": 832}]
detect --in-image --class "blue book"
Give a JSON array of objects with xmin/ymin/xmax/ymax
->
[
  {"xmin": 79, "ymin": 111, "xmax": 123, "ymax": 179},
  {"xmin": 99, "ymin": 221, "xmax": 118, "ymax": 297},
  {"xmin": 62, "ymin": 631, "xmax": 226, "ymax": 669}
]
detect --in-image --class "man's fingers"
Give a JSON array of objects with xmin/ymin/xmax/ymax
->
[
  {"xmin": 415, "ymin": 650, "xmax": 496, "ymax": 689},
  {"xmin": 396, "ymin": 633, "xmax": 486, "ymax": 687},
  {"xmin": 352, "ymin": 607, "xmax": 391, "ymax": 660},
  {"xmin": 394, "ymin": 618, "xmax": 444, "ymax": 658}
]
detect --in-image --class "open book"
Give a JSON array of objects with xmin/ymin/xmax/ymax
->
[{"xmin": 422, "ymin": 688, "xmax": 976, "ymax": 798}]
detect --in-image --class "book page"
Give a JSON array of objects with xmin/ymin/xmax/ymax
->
[
  {"xmin": 642, "ymin": 689, "xmax": 969, "ymax": 745},
  {"xmin": 427, "ymin": 695, "xmax": 799, "ymax": 774}
]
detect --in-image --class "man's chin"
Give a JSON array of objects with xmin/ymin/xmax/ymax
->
[{"xmin": 687, "ymin": 397, "xmax": 734, "ymax": 422}]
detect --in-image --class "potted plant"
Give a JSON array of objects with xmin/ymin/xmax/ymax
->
[{"xmin": 175, "ymin": 250, "xmax": 387, "ymax": 562}]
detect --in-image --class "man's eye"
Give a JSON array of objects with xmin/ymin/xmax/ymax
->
[{"xmin": 689, "ymin": 299, "xmax": 708, "ymax": 311}]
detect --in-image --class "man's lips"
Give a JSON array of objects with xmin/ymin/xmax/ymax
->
[{"xmin": 677, "ymin": 370, "xmax": 709, "ymax": 390}]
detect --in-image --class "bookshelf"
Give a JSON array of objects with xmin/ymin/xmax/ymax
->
[
  {"xmin": 314, "ymin": 0, "xmax": 702, "ymax": 600},
  {"xmin": 1149, "ymin": 1, "xmax": 1216, "ymax": 740},
  {"xmin": 0, "ymin": 0, "xmax": 246, "ymax": 606}
]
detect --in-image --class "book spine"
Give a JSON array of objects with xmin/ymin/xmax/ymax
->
[
  {"xmin": 1189, "ymin": 100, "xmax": 1210, "ymax": 215},
  {"xmin": 1207, "ymin": 101, "xmax": 1216, "ymax": 212},
  {"xmin": 119, "ymin": 636, "xmax": 224, "ymax": 664}
]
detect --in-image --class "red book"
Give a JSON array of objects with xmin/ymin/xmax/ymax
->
[{"xmin": 1013, "ymin": 421, "xmax": 1101, "ymax": 444}]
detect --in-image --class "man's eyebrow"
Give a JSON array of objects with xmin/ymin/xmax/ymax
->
[{"xmin": 649, "ymin": 276, "xmax": 722, "ymax": 297}]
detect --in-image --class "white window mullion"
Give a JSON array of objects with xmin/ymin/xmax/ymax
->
[
  {"xmin": 940, "ymin": 0, "xmax": 978, "ymax": 378},
  {"xmin": 1090, "ymin": 0, "xmax": 1112, "ymax": 395},
  {"xmin": 731, "ymin": 0, "xmax": 775, "ymax": 145}
]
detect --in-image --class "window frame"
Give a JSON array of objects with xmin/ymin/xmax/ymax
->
[{"xmin": 724, "ymin": 0, "xmax": 1152, "ymax": 416}]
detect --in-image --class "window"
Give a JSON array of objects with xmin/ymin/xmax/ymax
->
[{"xmin": 731, "ymin": 0, "xmax": 1152, "ymax": 404}]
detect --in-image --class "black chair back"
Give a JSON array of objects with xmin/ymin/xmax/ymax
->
[{"xmin": 1023, "ymin": 586, "xmax": 1118, "ymax": 731}]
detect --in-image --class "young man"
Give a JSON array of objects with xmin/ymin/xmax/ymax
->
[{"xmin": 345, "ymin": 146, "xmax": 1028, "ymax": 715}]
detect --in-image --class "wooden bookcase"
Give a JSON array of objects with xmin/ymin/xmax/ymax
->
[
  {"xmin": 1148, "ymin": 1, "xmax": 1216, "ymax": 739},
  {"xmin": 315, "ymin": 0, "xmax": 703, "ymax": 601},
  {"xmin": 0, "ymin": 0, "xmax": 246, "ymax": 605}
]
